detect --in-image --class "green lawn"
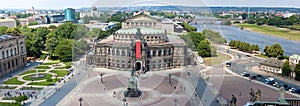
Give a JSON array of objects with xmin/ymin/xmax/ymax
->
[
  {"xmin": 50, "ymin": 70, "xmax": 68, "ymax": 77},
  {"xmin": 0, "ymin": 86, "xmax": 17, "ymax": 89},
  {"xmin": 203, "ymin": 52, "xmax": 232, "ymax": 66},
  {"xmin": 34, "ymin": 65, "xmax": 51, "ymax": 69},
  {"xmin": 256, "ymin": 53, "xmax": 269, "ymax": 59},
  {"xmin": 28, "ymin": 78, "xmax": 60, "ymax": 86},
  {"xmin": 41, "ymin": 61, "xmax": 60, "ymax": 65},
  {"xmin": 235, "ymin": 24, "xmax": 300, "ymax": 42},
  {"xmin": 20, "ymin": 87, "xmax": 43, "ymax": 90},
  {"xmin": 4, "ymin": 77, "xmax": 25, "ymax": 85},
  {"xmin": 54, "ymin": 66, "xmax": 69, "ymax": 69},
  {"xmin": 0, "ymin": 102, "xmax": 21, "ymax": 106},
  {"xmin": 19, "ymin": 70, "xmax": 46, "ymax": 76},
  {"xmin": 286, "ymin": 24, "xmax": 300, "ymax": 30},
  {"xmin": 22, "ymin": 73, "xmax": 52, "ymax": 81}
]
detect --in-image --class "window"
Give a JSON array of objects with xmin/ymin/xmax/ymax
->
[
  {"xmin": 6, "ymin": 50, "xmax": 9, "ymax": 57},
  {"xmin": 21, "ymin": 46, "xmax": 24, "ymax": 53},
  {"xmin": 16, "ymin": 59, "xmax": 18, "ymax": 66},
  {"xmin": 8, "ymin": 61, "xmax": 10, "ymax": 69},
  {"xmin": 2, "ymin": 51, "xmax": 4, "ymax": 59},
  {"xmin": 116, "ymin": 50, "xmax": 120, "ymax": 55},
  {"xmin": 152, "ymin": 50, "xmax": 156, "ymax": 56},
  {"xmin": 12, "ymin": 60, "xmax": 14, "ymax": 67},
  {"xmin": 121, "ymin": 50, "xmax": 125, "ymax": 56},
  {"xmin": 158, "ymin": 50, "xmax": 161, "ymax": 56},
  {"xmin": 10, "ymin": 49, "xmax": 13, "ymax": 56},
  {"xmin": 14, "ymin": 48, "xmax": 17, "ymax": 55}
]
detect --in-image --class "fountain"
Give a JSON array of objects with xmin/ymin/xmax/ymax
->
[{"xmin": 29, "ymin": 69, "xmax": 46, "ymax": 79}]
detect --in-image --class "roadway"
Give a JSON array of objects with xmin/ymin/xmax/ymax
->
[{"xmin": 216, "ymin": 44, "xmax": 300, "ymax": 94}]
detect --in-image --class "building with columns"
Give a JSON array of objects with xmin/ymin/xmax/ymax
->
[
  {"xmin": 87, "ymin": 14, "xmax": 193, "ymax": 71},
  {"xmin": 0, "ymin": 34, "xmax": 27, "ymax": 76}
]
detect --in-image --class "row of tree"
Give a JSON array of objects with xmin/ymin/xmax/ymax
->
[
  {"xmin": 245, "ymin": 15, "xmax": 300, "ymax": 27},
  {"xmin": 180, "ymin": 22, "xmax": 197, "ymax": 32},
  {"xmin": 180, "ymin": 30, "xmax": 218, "ymax": 57},
  {"xmin": 229, "ymin": 40, "xmax": 259, "ymax": 53},
  {"xmin": 3, "ymin": 22, "xmax": 119, "ymax": 62}
]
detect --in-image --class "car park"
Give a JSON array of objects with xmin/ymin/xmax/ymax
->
[{"xmin": 240, "ymin": 72, "xmax": 250, "ymax": 77}]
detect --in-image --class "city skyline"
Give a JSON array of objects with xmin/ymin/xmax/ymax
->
[{"xmin": 0, "ymin": 0, "xmax": 300, "ymax": 9}]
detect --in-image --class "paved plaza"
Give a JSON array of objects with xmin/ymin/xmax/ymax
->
[
  {"xmin": 57, "ymin": 67, "xmax": 202, "ymax": 106},
  {"xmin": 205, "ymin": 67, "xmax": 299, "ymax": 106}
]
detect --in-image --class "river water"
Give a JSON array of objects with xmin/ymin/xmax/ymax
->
[{"xmin": 190, "ymin": 20, "xmax": 300, "ymax": 56}]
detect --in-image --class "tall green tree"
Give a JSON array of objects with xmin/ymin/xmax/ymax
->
[
  {"xmin": 45, "ymin": 32, "xmax": 59, "ymax": 55},
  {"xmin": 36, "ymin": 27, "xmax": 50, "ymax": 44},
  {"xmin": 6, "ymin": 27, "xmax": 20, "ymax": 34},
  {"xmin": 197, "ymin": 40, "xmax": 215, "ymax": 57},
  {"xmin": 24, "ymin": 32, "xmax": 44, "ymax": 57},
  {"xmin": 55, "ymin": 22, "xmax": 76, "ymax": 39},
  {"xmin": 0, "ymin": 26, "xmax": 8, "ymax": 34},
  {"xmin": 282, "ymin": 61, "xmax": 292, "ymax": 76},
  {"xmin": 264, "ymin": 44, "xmax": 284, "ymax": 59},
  {"xmin": 294, "ymin": 63, "xmax": 300, "ymax": 81},
  {"xmin": 55, "ymin": 39, "xmax": 74, "ymax": 62}
]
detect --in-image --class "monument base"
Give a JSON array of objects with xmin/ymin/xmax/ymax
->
[{"xmin": 124, "ymin": 89, "xmax": 142, "ymax": 97}]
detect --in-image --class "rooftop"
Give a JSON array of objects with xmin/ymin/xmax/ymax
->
[
  {"xmin": 116, "ymin": 27, "xmax": 165, "ymax": 34},
  {"xmin": 0, "ymin": 19, "xmax": 15, "ymax": 22},
  {"xmin": 290, "ymin": 54, "xmax": 300, "ymax": 60}
]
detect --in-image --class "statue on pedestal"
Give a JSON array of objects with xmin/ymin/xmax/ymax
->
[
  {"xmin": 249, "ymin": 88, "xmax": 255, "ymax": 102},
  {"xmin": 255, "ymin": 89, "xmax": 261, "ymax": 101},
  {"xmin": 279, "ymin": 87, "xmax": 285, "ymax": 98}
]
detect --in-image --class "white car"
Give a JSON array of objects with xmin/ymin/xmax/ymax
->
[
  {"xmin": 24, "ymin": 63, "xmax": 30, "ymax": 67},
  {"xmin": 289, "ymin": 87, "xmax": 296, "ymax": 92}
]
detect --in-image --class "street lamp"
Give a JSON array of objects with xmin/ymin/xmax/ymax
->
[{"xmin": 78, "ymin": 97, "xmax": 83, "ymax": 106}]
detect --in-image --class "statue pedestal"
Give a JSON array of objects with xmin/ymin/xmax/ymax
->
[{"xmin": 124, "ymin": 76, "xmax": 142, "ymax": 97}]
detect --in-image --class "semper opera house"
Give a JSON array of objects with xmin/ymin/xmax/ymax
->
[{"xmin": 86, "ymin": 13, "xmax": 194, "ymax": 71}]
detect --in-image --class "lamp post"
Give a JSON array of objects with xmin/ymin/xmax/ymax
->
[{"xmin": 78, "ymin": 97, "xmax": 83, "ymax": 106}]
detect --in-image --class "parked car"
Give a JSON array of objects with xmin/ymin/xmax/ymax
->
[
  {"xmin": 225, "ymin": 61, "xmax": 231, "ymax": 67},
  {"xmin": 250, "ymin": 76, "xmax": 257, "ymax": 80},
  {"xmin": 256, "ymin": 74, "xmax": 263, "ymax": 79},
  {"xmin": 272, "ymin": 82, "xmax": 282, "ymax": 88},
  {"xmin": 292, "ymin": 89, "xmax": 300, "ymax": 94},
  {"xmin": 289, "ymin": 87, "xmax": 296, "ymax": 92},
  {"xmin": 24, "ymin": 63, "xmax": 30, "ymax": 67},
  {"xmin": 240, "ymin": 72, "xmax": 250, "ymax": 77}
]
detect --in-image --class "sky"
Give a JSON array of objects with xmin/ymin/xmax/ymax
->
[{"xmin": 0, "ymin": 0, "xmax": 299, "ymax": 9}]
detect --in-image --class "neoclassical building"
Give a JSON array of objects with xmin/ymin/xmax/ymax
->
[
  {"xmin": 0, "ymin": 34, "xmax": 27, "ymax": 76},
  {"xmin": 87, "ymin": 14, "xmax": 193, "ymax": 71}
]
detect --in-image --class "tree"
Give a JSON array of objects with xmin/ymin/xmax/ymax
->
[
  {"xmin": 48, "ymin": 25, "xmax": 57, "ymax": 29},
  {"xmin": 0, "ymin": 26, "xmax": 8, "ymax": 34},
  {"xmin": 14, "ymin": 95, "xmax": 28, "ymax": 104},
  {"xmin": 294, "ymin": 63, "xmax": 300, "ymax": 81},
  {"xmin": 264, "ymin": 44, "xmax": 284, "ymax": 59},
  {"xmin": 6, "ymin": 27, "xmax": 20, "ymax": 34},
  {"xmin": 73, "ymin": 25, "xmax": 89, "ymax": 40},
  {"xmin": 28, "ymin": 21, "xmax": 38, "ymax": 26},
  {"xmin": 202, "ymin": 29, "xmax": 226, "ymax": 44},
  {"xmin": 45, "ymin": 32, "xmax": 59, "ymax": 55},
  {"xmin": 25, "ymin": 32, "xmax": 44, "ymax": 57},
  {"xmin": 197, "ymin": 40, "xmax": 213, "ymax": 57},
  {"xmin": 55, "ymin": 39, "xmax": 74, "ymax": 62},
  {"xmin": 35, "ymin": 27, "xmax": 50, "ymax": 44},
  {"xmin": 282, "ymin": 61, "xmax": 292, "ymax": 76},
  {"xmin": 73, "ymin": 39, "xmax": 90, "ymax": 58},
  {"xmin": 55, "ymin": 22, "xmax": 76, "ymax": 39}
]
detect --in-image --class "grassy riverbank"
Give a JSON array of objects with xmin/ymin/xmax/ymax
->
[{"xmin": 235, "ymin": 24, "xmax": 300, "ymax": 42}]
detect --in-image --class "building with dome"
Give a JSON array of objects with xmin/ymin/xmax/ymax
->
[{"xmin": 86, "ymin": 14, "xmax": 194, "ymax": 71}]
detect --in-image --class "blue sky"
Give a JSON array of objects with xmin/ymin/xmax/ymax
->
[{"xmin": 0, "ymin": 0, "xmax": 299, "ymax": 9}]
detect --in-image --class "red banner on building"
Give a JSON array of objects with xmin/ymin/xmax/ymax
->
[{"xmin": 136, "ymin": 40, "xmax": 141, "ymax": 59}]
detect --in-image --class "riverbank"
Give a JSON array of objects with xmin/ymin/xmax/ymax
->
[{"xmin": 234, "ymin": 24, "xmax": 300, "ymax": 42}]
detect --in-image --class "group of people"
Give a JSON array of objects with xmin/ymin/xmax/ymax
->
[{"xmin": 3, "ymin": 90, "xmax": 39, "ymax": 99}]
